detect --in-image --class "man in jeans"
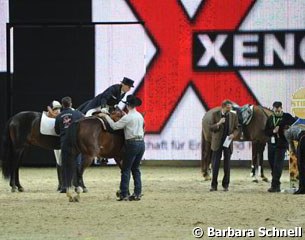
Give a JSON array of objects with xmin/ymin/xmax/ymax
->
[
  {"xmin": 104, "ymin": 95, "xmax": 145, "ymax": 201},
  {"xmin": 265, "ymin": 101, "xmax": 296, "ymax": 192}
]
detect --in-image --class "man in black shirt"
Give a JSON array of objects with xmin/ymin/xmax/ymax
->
[
  {"xmin": 265, "ymin": 101, "xmax": 296, "ymax": 192},
  {"xmin": 55, "ymin": 96, "xmax": 84, "ymax": 193},
  {"xmin": 55, "ymin": 97, "xmax": 84, "ymax": 143}
]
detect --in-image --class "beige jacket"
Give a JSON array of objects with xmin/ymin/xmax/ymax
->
[{"xmin": 209, "ymin": 110, "xmax": 239, "ymax": 151}]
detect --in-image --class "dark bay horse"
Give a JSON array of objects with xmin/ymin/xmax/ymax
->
[
  {"xmin": 0, "ymin": 110, "xmax": 123, "ymax": 193},
  {"xmin": 60, "ymin": 113, "xmax": 125, "ymax": 202},
  {"xmin": 201, "ymin": 105, "xmax": 273, "ymax": 182},
  {"xmin": 1, "ymin": 111, "xmax": 60, "ymax": 192}
]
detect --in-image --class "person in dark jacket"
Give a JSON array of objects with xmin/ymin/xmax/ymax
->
[
  {"xmin": 265, "ymin": 101, "xmax": 296, "ymax": 192},
  {"xmin": 209, "ymin": 100, "xmax": 239, "ymax": 192},
  {"xmin": 55, "ymin": 96, "xmax": 84, "ymax": 143},
  {"xmin": 55, "ymin": 96, "xmax": 84, "ymax": 193},
  {"xmin": 79, "ymin": 77, "xmax": 134, "ymax": 115}
]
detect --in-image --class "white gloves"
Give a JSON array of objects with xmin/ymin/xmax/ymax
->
[{"xmin": 100, "ymin": 108, "xmax": 109, "ymax": 114}]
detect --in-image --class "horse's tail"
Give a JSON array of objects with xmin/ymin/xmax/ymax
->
[
  {"xmin": 1, "ymin": 119, "xmax": 14, "ymax": 179},
  {"xmin": 61, "ymin": 122, "xmax": 79, "ymax": 188}
]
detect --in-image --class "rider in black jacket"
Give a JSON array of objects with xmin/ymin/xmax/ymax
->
[{"xmin": 79, "ymin": 77, "xmax": 134, "ymax": 114}]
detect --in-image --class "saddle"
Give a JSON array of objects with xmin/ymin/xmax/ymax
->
[
  {"xmin": 233, "ymin": 104, "xmax": 254, "ymax": 126},
  {"xmin": 40, "ymin": 111, "xmax": 59, "ymax": 136},
  {"xmin": 95, "ymin": 115, "xmax": 124, "ymax": 136}
]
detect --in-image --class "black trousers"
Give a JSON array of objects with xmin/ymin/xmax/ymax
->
[
  {"xmin": 211, "ymin": 147, "xmax": 231, "ymax": 189},
  {"xmin": 297, "ymin": 132, "xmax": 305, "ymax": 189},
  {"xmin": 268, "ymin": 144, "xmax": 286, "ymax": 188}
]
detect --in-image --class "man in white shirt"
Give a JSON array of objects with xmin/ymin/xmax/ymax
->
[{"xmin": 104, "ymin": 95, "xmax": 145, "ymax": 201}]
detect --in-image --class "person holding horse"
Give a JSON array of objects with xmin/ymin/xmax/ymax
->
[
  {"xmin": 79, "ymin": 77, "xmax": 134, "ymax": 116},
  {"xmin": 284, "ymin": 124, "xmax": 305, "ymax": 194},
  {"xmin": 104, "ymin": 95, "xmax": 145, "ymax": 201},
  {"xmin": 47, "ymin": 100, "xmax": 62, "ymax": 118},
  {"xmin": 55, "ymin": 96, "xmax": 84, "ymax": 192},
  {"xmin": 265, "ymin": 101, "xmax": 296, "ymax": 192},
  {"xmin": 209, "ymin": 100, "xmax": 239, "ymax": 192}
]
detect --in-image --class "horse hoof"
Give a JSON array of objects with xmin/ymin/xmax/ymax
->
[
  {"xmin": 75, "ymin": 187, "xmax": 82, "ymax": 194},
  {"xmin": 73, "ymin": 195, "xmax": 80, "ymax": 202},
  {"xmin": 204, "ymin": 176, "xmax": 211, "ymax": 181},
  {"xmin": 11, "ymin": 188, "xmax": 17, "ymax": 193},
  {"xmin": 18, "ymin": 187, "xmax": 24, "ymax": 192},
  {"xmin": 262, "ymin": 177, "xmax": 269, "ymax": 182},
  {"xmin": 83, "ymin": 188, "xmax": 88, "ymax": 193},
  {"xmin": 252, "ymin": 179, "xmax": 259, "ymax": 183}
]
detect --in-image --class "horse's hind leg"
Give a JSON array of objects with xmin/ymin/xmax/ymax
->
[
  {"xmin": 202, "ymin": 142, "xmax": 212, "ymax": 181},
  {"xmin": 257, "ymin": 142, "xmax": 268, "ymax": 182},
  {"xmin": 251, "ymin": 141, "xmax": 268, "ymax": 183},
  {"xmin": 74, "ymin": 154, "xmax": 90, "ymax": 193},
  {"xmin": 10, "ymin": 164, "xmax": 23, "ymax": 192},
  {"xmin": 10, "ymin": 149, "xmax": 25, "ymax": 192}
]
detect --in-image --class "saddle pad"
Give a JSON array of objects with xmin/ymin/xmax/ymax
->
[{"xmin": 40, "ymin": 111, "xmax": 59, "ymax": 136}]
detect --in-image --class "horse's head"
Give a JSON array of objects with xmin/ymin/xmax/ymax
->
[{"xmin": 110, "ymin": 109, "xmax": 125, "ymax": 122}]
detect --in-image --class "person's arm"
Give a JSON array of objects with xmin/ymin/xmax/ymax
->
[
  {"xmin": 100, "ymin": 85, "xmax": 116, "ymax": 107},
  {"xmin": 54, "ymin": 117, "xmax": 60, "ymax": 135},
  {"xmin": 47, "ymin": 106, "xmax": 57, "ymax": 118},
  {"xmin": 279, "ymin": 114, "xmax": 296, "ymax": 135},
  {"xmin": 209, "ymin": 113, "xmax": 223, "ymax": 132},
  {"xmin": 287, "ymin": 113, "xmax": 296, "ymax": 126},
  {"xmin": 105, "ymin": 114, "xmax": 129, "ymax": 130}
]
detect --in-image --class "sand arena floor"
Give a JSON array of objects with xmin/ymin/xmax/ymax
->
[{"xmin": 0, "ymin": 166, "xmax": 305, "ymax": 240}]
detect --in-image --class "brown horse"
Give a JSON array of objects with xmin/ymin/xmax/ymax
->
[
  {"xmin": 0, "ymin": 110, "xmax": 123, "ymax": 193},
  {"xmin": 60, "ymin": 112, "xmax": 125, "ymax": 202},
  {"xmin": 1, "ymin": 111, "xmax": 60, "ymax": 192},
  {"xmin": 201, "ymin": 105, "xmax": 273, "ymax": 182}
]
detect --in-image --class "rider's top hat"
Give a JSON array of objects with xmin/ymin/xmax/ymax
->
[{"xmin": 121, "ymin": 77, "xmax": 134, "ymax": 87}]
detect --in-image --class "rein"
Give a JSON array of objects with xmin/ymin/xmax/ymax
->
[{"xmin": 258, "ymin": 105, "xmax": 270, "ymax": 118}]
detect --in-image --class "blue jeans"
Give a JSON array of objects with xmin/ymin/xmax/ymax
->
[{"xmin": 120, "ymin": 140, "xmax": 145, "ymax": 197}]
